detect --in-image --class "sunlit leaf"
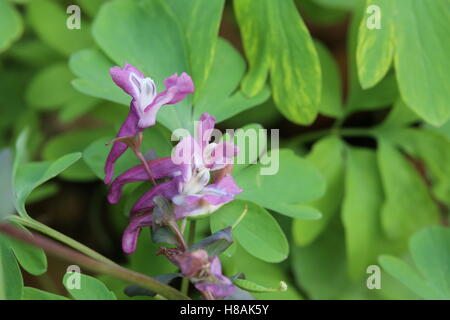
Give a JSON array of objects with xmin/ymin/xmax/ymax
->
[
  {"xmin": 357, "ymin": 0, "xmax": 450, "ymax": 125},
  {"xmin": 234, "ymin": 0, "xmax": 321, "ymax": 125},
  {"xmin": 166, "ymin": 0, "xmax": 224, "ymax": 99}
]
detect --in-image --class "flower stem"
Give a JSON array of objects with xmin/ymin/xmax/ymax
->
[
  {"xmin": 134, "ymin": 131, "xmax": 157, "ymax": 186},
  {"xmin": 170, "ymin": 221, "xmax": 188, "ymax": 251},
  {"xmin": 9, "ymin": 216, "xmax": 117, "ymax": 266},
  {"xmin": 180, "ymin": 220, "xmax": 197, "ymax": 295},
  {"xmin": 135, "ymin": 150, "xmax": 157, "ymax": 187},
  {"xmin": 0, "ymin": 222, "xmax": 190, "ymax": 300}
]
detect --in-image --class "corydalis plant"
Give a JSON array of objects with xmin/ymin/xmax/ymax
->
[
  {"xmin": 104, "ymin": 64, "xmax": 241, "ymax": 299},
  {"xmin": 104, "ymin": 64, "xmax": 194, "ymax": 184}
]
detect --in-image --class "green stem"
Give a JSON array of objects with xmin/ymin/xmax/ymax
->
[
  {"xmin": 180, "ymin": 220, "xmax": 197, "ymax": 295},
  {"xmin": 9, "ymin": 216, "xmax": 117, "ymax": 266},
  {"xmin": 0, "ymin": 222, "xmax": 190, "ymax": 300}
]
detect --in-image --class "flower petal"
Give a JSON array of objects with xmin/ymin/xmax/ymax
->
[
  {"xmin": 122, "ymin": 213, "xmax": 152, "ymax": 254},
  {"xmin": 138, "ymin": 72, "xmax": 194, "ymax": 128},
  {"xmin": 108, "ymin": 157, "xmax": 181, "ymax": 203},
  {"xmin": 202, "ymin": 176, "xmax": 242, "ymax": 205},
  {"xmin": 104, "ymin": 109, "xmax": 139, "ymax": 184},
  {"xmin": 197, "ymin": 113, "xmax": 216, "ymax": 149},
  {"xmin": 195, "ymin": 257, "xmax": 235, "ymax": 298},
  {"xmin": 207, "ymin": 141, "xmax": 239, "ymax": 170},
  {"xmin": 110, "ymin": 63, "xmax": 145, "ymax": 100},
  {"xmin": 172, "ymin": 135, "xmax": 202, "ymax": 180},
  {"xmin": 172, "ymin": 249, "xmax": 209, "ymax": 278},
  {"xmin": 131, "ymin": 178, "xmax": 181, "ymax": 214}
]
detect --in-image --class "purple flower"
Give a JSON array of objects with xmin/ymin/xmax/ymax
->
[
  {"xmin": 173, "ymin": 175, "xmax": 242, "ymax": 218},
  {"xmin": 111, "ymin": 113, "xmax": 242, "ymax": 253},
  {"xmin": 171, "ymin": 113, "xmax": 242, "ymax": 217},
  {"xmin": 122, "ymin": 213, "xmax": 153, "ymax": 254},
  {"xmin": 104, "ymin": 64, "xmax": 194, "ymax": 184},
  {"xmin": 195, "ymin": 256, "xmax": 236, "ymax": 298},
  {"xmin": 171, "ymin": 249, "xmax": 235, "ymax": 298},
  {"xmin": 108, "ymin": 157, "xmax": 181, "ymax": 204},
  {"xmin": 172, "ymin": 249, "xmax": 210, "ymax": 278}
]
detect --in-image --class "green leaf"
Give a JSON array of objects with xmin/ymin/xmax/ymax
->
[
  {"xmin": 409, "ymin": 226, "xmax": 450, "ymax": 299},
  {"xmin": 8, "ymin": 39, "xmax": 60, "ymax": 68},
  {"xmin": 193, "ymin": 38, "xmax": 270, "ymax": 122},
  {"xmin": 427, "ymin": 120, "xmax": 450, "ymax": 141},
  {"xmin": 315, "ymin": 41, "xmax": 344, "ymax": 118},
  {"xmin": 234, "ymin": 0, "xmax": 321, "ymax": 125},
  {"xmin": 380, "ymin": 226, "xmax": 450, "ymax": 300},
  {"xmin": 291, "ymin": 216, "xmax": 404, "ymax": 299},
  {"xmin": 297, "ymin": 0, "xmax": 348, "ymax": 26},
  {"xmin": 59, "ymin": 94, "xmax": 99, "ymax": 123},
  {"xmin": 76, "ymin": 0, "xmax": 105, "ymax": 17},
  {"xmin": 166, "ymin": 0, "xmax": 224, "ymax": 99},
  {"xmin": 27, "ymin": 0, "xmax": 93, "ymax": 56},
  {"xmin": 13, "ymin": 130, "xmax": 29, "ymax": 181},
  {"xmin": 25, "ymin": 63, "xmax": 98, "ymax": 119},
  {"xmin": 232, "ymin": 278, "xmax": 287, "ymax": 293},
  {"xmin": 63, "ymin": 273, "xmax": 116, "ymax": 300},
  {"xmin": 293, "ymin": 137, "xmax": 345, "ymax": 245},
  {"xmin": 357, "ymin": 0, "xmax": 450, "ymax": 125},
  {"xmin": 211, "ymin": 200, "xmax": 289, "ymax": 263},
  {"xmin": 0, "ymin": 236, "xmax": 23, "ymax": 300},
  {"xmin": 231, "ymin": 245, "xmax": 302, "ymax": 300},
  {"xmin": 14, "ymin": 151, "xmax": 81, "ymax": 217},
  {"xmin": 356, "ymin": 0, "xmax": 394, "ymax": 89},
  {"xmin": 235, "ymin": 149, "xmax": 325, "ymax": 220},
  {"xmin": 341, "ymin": 147, "xmax": 386, "ymax": 278},
  {"xmin": 0, "ymin": 0, "xmax": 23, "ymax": 53},
  {"xmin": 228, "ymin": 123, "xmax": 266, "ymax": 174},
  {"xmin": 22, "ymin": 287, "xmax": 69, "ymax": 300},
  {"xmin": 380, "ymin": 99, "xmax": 420, "ymax": 128},
  {"xmin": 69, "ymin": 48, "xmax": 130, "ymax": 106},
  {"xmin": 377, "ymin": 139, "xmax": 440, "ymax": 243},
  {"xmin": 379, "ymin": 255, "xmax": 441, "ymax": 300},
  {"xmin": 42, "ymin": 129, "xmax": 110, "ymax": 181},
  {"xmin": 313, "ymin": 0, "xmax": 357, "ymax": 10},
  {"xmin": 92, "ymin": 0, "xmax": 191, "ymax": 131},
  {"xmin": 0, "ymin": 149, "xmax": 15, "ymax": 221},
  {"xmin": 26, "ymin": 63, "xmax": 80, "ymax": 111},
  {"xmin": 26, "ymin": 183, "xmax": 59, "ymax": 204},
  {"xmin": 382, "ymin": 128, "xmax": 450, "ymax": 206},
  {"xmin": 346, "ymin": 2, "xmax": 398, "ymax": 112},
  {"xmin": 7, "ymin": 223, "xmax": 47, "ymax": 276},
  {"xmin": 292, "ymin": 219, "xmax": 353, "ymax": 299}
]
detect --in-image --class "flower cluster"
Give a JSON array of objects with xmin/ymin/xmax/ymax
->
[{"xmin": 104, "ymin": 64, "xmax": 241, "ymax": 299}]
